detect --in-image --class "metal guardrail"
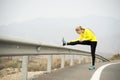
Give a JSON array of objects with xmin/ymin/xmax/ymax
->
[{"xmin": 0, "ymin": 37, "xmax": 109, "ymax": 80}]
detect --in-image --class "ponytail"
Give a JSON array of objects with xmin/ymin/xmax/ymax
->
[{"xmin": 75, "ymin": 26, "xmax": 85, "ymax": 31}]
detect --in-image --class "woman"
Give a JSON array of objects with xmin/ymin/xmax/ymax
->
[{"xmin": 63, "ymin": 26, "xmax": 97, "ymax": 70}]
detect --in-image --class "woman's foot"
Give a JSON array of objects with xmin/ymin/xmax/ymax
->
[
  {"xmin": 89, "ymin": 66, "xmax": 95, "ymax": 70},
  {"xmin": 62, "ymin": 38, "xmax": 66, "ymax": 46}
]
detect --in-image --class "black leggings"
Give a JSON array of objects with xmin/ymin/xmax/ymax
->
[{"xmin": 67, "ymin": 41, "xmax": 97, "ymax": 66}]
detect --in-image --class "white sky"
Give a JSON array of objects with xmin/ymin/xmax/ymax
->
[{"xmin": 0, "ymin": 0, "xmax": 120, "ymax": 25}]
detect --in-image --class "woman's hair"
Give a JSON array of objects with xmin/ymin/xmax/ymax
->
[{"xmin": 75, "ymin": 26, "xmax": 85, "ymax": 31}]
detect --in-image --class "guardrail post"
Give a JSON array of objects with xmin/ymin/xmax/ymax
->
[
  {"xmin": 47, "ymin": 55, "xmax": 52, "ymax": 73},
  {"xmin": 21, "ymin": 56, "xmax": 28, "ymax": 80},
  {"xmin": 79, "ymin": 55, "xmax": 82, "ymax": 64},
  {"xmin": 61, "ymin": 55, "xmax": 65, "ymax": 68},
  {"xmin": 70, "ymin": 55, "xmax": 74, "ymax": 66}
]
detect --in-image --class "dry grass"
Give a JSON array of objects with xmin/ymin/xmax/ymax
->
[
  {"xmin": 109, "ymin": 54, "xmax": 120, "ymax": 60},
  {"xmin": 0, "ymin": 59, "xmax": 21, "ymax": 77},
  {"xmin": 28, "ymin": 58, "xmax": 79, "ymax": 71},
  {"xmin": 28, "ymin": 58, "xmax": 47, "ymax": 71},
  {"xmin": 0, "ymin": 60, "xmax": 21, "ymax": 70},
  {"xmin": 81, "ymin": 57, "xmax": 86, "ymax": 64},
  {"xmin": 52, "ymin": 58, "xmax": 61, "ymax": 69},
  {"xmin": 0, "ymin": 56, "xmax": 80, "ymax": 79}
]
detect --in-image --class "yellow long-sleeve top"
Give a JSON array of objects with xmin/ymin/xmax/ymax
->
[{"xmin": 71, "ymin": 28, "xmax": 97, "ymax": 42}]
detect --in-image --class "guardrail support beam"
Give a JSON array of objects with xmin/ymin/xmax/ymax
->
[
  {"xmin": 61, "ymin": 55, "xmax": 65, "ymax": 68},
  {"xmin": 21, "ymin": 56, "xmax": 28, "ymax": 80},
  {"xmin": 47, "ymin": 55, "xmax": 52, "ymax": 73},
  {"xmin": 70, "ymin": 55, "xmax": 74, "ymax": 66},
  {"xmin": 79, "ymin": 55, "xmax": 82, "ymax": 64}
]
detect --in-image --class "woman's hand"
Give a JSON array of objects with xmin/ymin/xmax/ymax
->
[{"xmin": 79, "ymin": 40, "xmax": 82, "ymax": 42}]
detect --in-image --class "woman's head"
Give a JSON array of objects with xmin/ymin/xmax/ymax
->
[{"xmin": 75, "ymin": 26, "xmax": 85, "ymax": 34}]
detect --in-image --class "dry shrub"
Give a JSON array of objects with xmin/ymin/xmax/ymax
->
[
  {"xmin": 74, "ymin": 59, "xmax": 79, "ymax": 64},
  {"xmin": 0, "ymin": 57, "xmax": 81, "ymax": 73},
  {"xmin": 0, "ymin": 60, "xmax": 21, "ymax": 78},
  {"xmin": 65, "ymin": 59, "xmax": 70, "ymax": 66},
  {"xmin": 28, "ymin": 58, "xmax": 47, "ymax": 71},
  {"xmin": 110, "ymin": 54, "xmax": 120, "ymax": 60},
  {"xmin": 28, "ymin": 58, "xmax": 80, "ymax": 71},
  {"xmin": 0, "ymin": 60, "xmax": 21, "ymax": 70},
  {"xmin": 52, "ymin": 58, "xmax": 61, "ymax": 69},
  {"xmin": 81, "ymin": 58, "xmax": 86, "ymax": 64}
]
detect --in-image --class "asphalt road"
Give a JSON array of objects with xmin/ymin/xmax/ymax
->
[
  {"xmin": 35, "ymin": 62, "xmax": 110, "ymax": 80},
  {"xmin": 100, "ymin": 63, "xmax": 120, "ymax": 80}
]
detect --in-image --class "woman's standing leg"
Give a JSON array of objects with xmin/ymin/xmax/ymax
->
[{"xmin": 90, "ymin": 42, "xmax": 97, "ymax": 66}]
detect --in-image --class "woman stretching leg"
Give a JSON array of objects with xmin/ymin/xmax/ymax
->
[{"xmin": 63, "ymin": 26, "xmax": 97, "ymax": 70}]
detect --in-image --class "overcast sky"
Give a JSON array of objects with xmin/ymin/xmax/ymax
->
[
  {"xmin": 0, "ymin": 0, "xmax": 120, "ymax": 57},
  {"xmin": 0, "ymin": 0, "xmax": 120, "ymax": 25}
]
